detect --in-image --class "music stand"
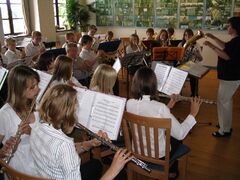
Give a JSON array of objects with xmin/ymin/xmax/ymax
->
[
  {"xmin": 121, "ymin": 52, "xmax": 145, "ymax": 98},
  {"xmin": 152, "ymin": 47, "xmax": 184, "ymax": 62}
]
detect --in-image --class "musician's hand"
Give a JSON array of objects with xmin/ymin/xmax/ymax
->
[
  {"xmin": 19, "ymin": 121, "xmax": 32, "ymax": 135},
  {"xmin": 40, "ymin": 47, "xmax": 46, "ymax": 53},
  {"xmin": 101, "ymin": 149, "xmax": 132, "ymax": 179},
  {"xmin": 190, "ymin": 96, "xmax": 202, "ymax": 117},
  {"xmin": 167, "ymin": 94, "xmax": 179, "ymax": 109},
  {"xmin": 3, "ymin": 136, "xmax": 20, "ymax": 154},
  {"xmin": 20, "ymin": 51, "xmax": 26, "ymax": 59},
  {"xmin": 92, "ymin": 130, "xmax": 111, "ymax": 147},
  {"xmin": 97, "ymin": 50, "xmax": 105, "ymax": 57}
]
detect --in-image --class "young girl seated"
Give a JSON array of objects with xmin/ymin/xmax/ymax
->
[
  {"xmin": 50, "ymin": 55, "xmax": 83, "ymax": 88},
  {"xmin": 5, "ymin": 37, "xmax": 25, "ymax": 64},
  {"xmin": 126, "ymin": 67, "xmax": 201, "ymax": 178},
  {"xmin": 145, "ymin": 28, "xmax": 155, "ymax": 40},
  {"xmin": 156, "ymin": 29, "xmax": 169, "ymax": 47},
  {"xmin": 30, "ymin": 84, "xmax": 132, "ymax": 180},
  {"xmin": 126, "ymin": 34, "xmax": 142, "ymax": 54},
  {"xmin": 62, "ymin": 32, "xmax": 77, "ymax": 48},
  {"xmin": 0, "ymin": 65, "xmax": 40, "ymax": 175},
  {"xmin": 35, "ymin": 51, "xmax": 55, "ymax": 74},
  {"xmin": 90, "ymin": 64, "xmax": 117, "ymax": 94}
]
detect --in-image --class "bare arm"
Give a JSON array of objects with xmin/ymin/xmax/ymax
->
[
  {"xmin": 204, "ymin": 41, "xmax": 230, "ymax": 60},
  {"xmin": 205, "ymin": 33, "xmax": 225, "ymax": 49}
]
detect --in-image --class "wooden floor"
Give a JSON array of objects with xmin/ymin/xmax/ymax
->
[{"xmin": 118, "ymin": 69, "xmax": 240, "ymax": 180}]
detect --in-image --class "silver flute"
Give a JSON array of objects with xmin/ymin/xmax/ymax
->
[
  {"xmin": 75, "ymin": 123, "xmax": 151, "ymax": 172},
  {"xmin": 159, "ymin": 93, "xmax": 216, "ymax": 105}
]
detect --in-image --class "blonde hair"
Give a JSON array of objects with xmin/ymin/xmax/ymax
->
[
  {"xmin": 90, "ymin": 64, "xmax": 117, "ymax": 94},
  {"xmin": 7, "ymin": 65, "xmax": 40, "ymax": 113},
  {"xmin": 5, "ymin": 37, "xmax": 16, "ymax": 47},
  {"xmin": 51, "ymin": 55, "xmax": 73, "ymax": 82},
  {"xmin": 39, "ymin": 84, "xmax": 77, "ymax": 134},
  {"xmin": 31, "ymin": 31, "xmax": 42, "ymax": 38},
  {"xmin": 66, "ymin": 42, "xmax": 78, "ymax": 53}
]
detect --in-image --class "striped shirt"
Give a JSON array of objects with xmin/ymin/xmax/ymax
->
[{"xmin": 30, "ymin": 120, "xmax": 81, "ymax": 180}]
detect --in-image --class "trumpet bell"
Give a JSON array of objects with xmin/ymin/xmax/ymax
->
[{"xmin": 183, "ymin": 30, "xmax": 205, "ymax": 49}]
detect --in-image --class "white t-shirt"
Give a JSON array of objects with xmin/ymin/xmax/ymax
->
[
  {"xmin": 126, "ymin": 95, "xmax": 196, "ymax": 158},
  {"xmin": 79, "ymin": 48, "xmax": 98, "ymax": 71},
  {"xmin": 25, "ymin": 41, "xmax": 45, "ymax": 57},
  {"xmin": 4, "ymin": 49, "xmax": 22, "ymax": 64},
  {"xmin": 30, "ymin": 120, "xmax": 81, "ymax": 180},
  {"xmin": 0, "ymin": 103, "xmax": 37, "ymax": 176}
]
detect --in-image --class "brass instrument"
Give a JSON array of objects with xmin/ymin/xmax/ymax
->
[
  {"xmin": 75, "ymin": 122, "xmax": 151, "ymax": 172},
  {"xmin": 183, "ymin": 30, "xmax": 205, "ymax": 50},
  {"xmin": 159, "ymin": 93, "xmax": 216, "ymax": 105}
]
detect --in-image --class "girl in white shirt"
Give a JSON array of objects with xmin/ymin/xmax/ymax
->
[
  {"xmin": 126, "ymin": 67, "xmax": 201, "ymax": 178},
  {"xmin": 30, "ymin": 84, "xmax": 132, "ymax": 180},
  {"xmin": 0, "ymin": 65, "xmax": 40, "ymax": 176},
  {"xmin": 50, "ymin": 55, "xmax": 84, "ymax": 88},
  {"xmin": 90, "ymin": 64, "xmax": 117, "ymax": 94},
  {"xmin": 126, "ymin": 34, "xmax": 142, "ymax": 54}
]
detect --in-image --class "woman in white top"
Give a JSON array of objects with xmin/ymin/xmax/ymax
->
[
  {"xmin": 50, "ymin": 55, "xmax": 84, "ymax": 88},
  {"xmin": 126, "ymin": 34, "xmax": 142, "ymax": 54},
  {"xmin": 126, "ymin": 67, "xmax": 201, "ymax": 178},
  {"xmin": 30, "ymin": 84, "xmax": 132, "ymax": 180},
  {"xmin": 0, "ymin": 65, "xmax": 40, "ymax": 176}
]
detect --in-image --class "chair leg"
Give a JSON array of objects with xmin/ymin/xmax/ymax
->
[{"xmin": 127, "ymin": 168, "xmax": 133, "ymax": 180}]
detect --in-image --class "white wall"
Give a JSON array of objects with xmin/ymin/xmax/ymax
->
[{"xmin": 0, "ymin": 8, "xmax": 4, "ymax": 45}]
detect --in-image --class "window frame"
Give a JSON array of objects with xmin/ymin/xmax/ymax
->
[
  {"xmin": 0, "ymin": 0, "xmax": 25, "ymax": 35},
  {"xmin": 53, "ymin": 0, "xmax": 68, "ymax": 31}
]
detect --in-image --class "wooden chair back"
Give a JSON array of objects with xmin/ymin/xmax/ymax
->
[
  {"xmin": 152, "ymin": 47, "xmax": 184, "ymax": 62},
  {"xmin": 0, "ymin": 159, "xmax": 52, "ymax": 180},
  {"xmin": 122, "ymin": 112, "xmax": 171, "ymax": 180}
]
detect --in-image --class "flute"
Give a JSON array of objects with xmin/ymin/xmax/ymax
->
[
  {"xmin": 158, "ymin": 93, "xmax": 216, "ymax": 105},
  {"xmin": 75, "ymin": 123, "xmax": 151, "ymax": 173}
]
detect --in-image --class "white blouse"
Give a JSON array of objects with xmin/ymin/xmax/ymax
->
[
  {"xmin": 0, "ymin": 103, "xmax": 37, "ymax": 176},
  {"xmin": 126, "ymin": 95, "xmax": 196, "ymax": 158},
  {"xmin": 25, "ymin": 41, "xmax": 45, "ymax": 57}
]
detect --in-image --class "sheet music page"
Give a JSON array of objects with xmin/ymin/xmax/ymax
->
[
  {"xmin": 112, "ymin": 57, "xmax": 121, "ymax": 73},
  {"xmin": 88, "ymin": 93, "xmax": 126, "ymax": 140},
  {"xmin": 0, "ymin": 67, "xmax": 8, "ymax": 90},
  {"xmin": 75, "ymin": 88, "xmax": 96, "ymax": 127},
  {"xmin": 161, "ymin": 67, "xmax": 188, "ymax": 95},
  {"xmin": 35, "ymin": 70, "xmax": 52, "ymax": 102},
  {"xmin": 154, "ymin": 63, "xmax": 171, "ymax": 91}
]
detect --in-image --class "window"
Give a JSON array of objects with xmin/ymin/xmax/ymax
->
[
  {"xmin": 53, "ymin": 0, "xmax": 68, "ymax": 30},
  {"xmin": 0, "ymin": 0, "xmax": 24, "ymax": 35}
]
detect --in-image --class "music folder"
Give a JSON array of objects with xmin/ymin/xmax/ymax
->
[
  {"xmin": 97, "ymin": 40, "xmax": 121, "ymax": 52},
  {"xmin": 75, "ymin": 87, "xmax": 126, "ymax": 140},
  {"xmin": 152, "ymin": 61, "xmax": 188, "ymax": 95}
]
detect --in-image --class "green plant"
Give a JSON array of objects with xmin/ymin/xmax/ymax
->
[{"xmin": 66, "ymin": 0, "xmax": 97, "ymax": 32}]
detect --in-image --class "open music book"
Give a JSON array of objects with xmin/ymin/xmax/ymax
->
[
  {"xmin": 0, "ymin": 67, "xmax": 8, "ymax": 90},
  {"xmin": 178, "ymin": 61, "xmax": 209, "ymax": 78},
  {"xmin": 152, "ymin": 62, "xmax": 188, "ymax": 95},
  {"xmin": 34, "ymin": 69, "xmax": 52, "ymax": 102},
  {"xmin": 75, "ymin": 87, "xmax": 126, "ymax": 140},
  {"xmin": 112, "ymin": 57, "xmax": 121, "ymax": 73}
]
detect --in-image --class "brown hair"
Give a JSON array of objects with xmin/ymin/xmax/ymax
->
[
  {"xmin": 31, "ymin": 31, "xmax": 42, "ymax": 38},
  {"xmin": 131, "ymin": 67, "xmax": 158, "ymax": 100},
  {"xmin": 5, "ymin": 37, "xmax": 16, "ymax": 47},
  {"xmin": 65, "ymin": 32, "xmax": 75, "ymax": 40},
  {"xmin": 146, "ymin": 28, "xmax": 154, "ymax": 35},
  {"xmin": 88, "ymin": 25, "xmax": 97, "ymax": 31},
  {"xmin": 66, "ymin": 42, "xmax": 78, "ymax": 53},
  {"xmin": 51, "ymin": 55, "xmax": 73, "ymax": 82},
  {"xmin": 90, "ymin": 64, "xmax": 117, "ymax": 94},
  {"xmin": 39, "ymin": 84, "xmax": 77, "ymax": 134},
  {"xmin": 7, "ymin": 65, "xmax": 40, "ymax": 113}
]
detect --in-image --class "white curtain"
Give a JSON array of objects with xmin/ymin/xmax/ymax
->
[{"xmin": 21, "ymin": 0, "xmax": 31, "ymax": 35}]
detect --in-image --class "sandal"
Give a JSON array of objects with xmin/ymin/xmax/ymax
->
[{"xmin": 212, "ymin": 131, "xmax": 231, "ymax": 137}]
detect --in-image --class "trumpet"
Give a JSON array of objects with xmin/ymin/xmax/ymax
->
[
  {"xmin": 158, "ymin": 93, "xmax": 216, "ymax": 105},
  {"xmin": 75, "ymin": 123, "xmax": 151, "ymax": 172},
  {"xmin": 183, "ymin": 30, "xmax": 205, "ymax": 50}
]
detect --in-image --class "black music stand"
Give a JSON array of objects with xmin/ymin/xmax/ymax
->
[{"xmin": 121, "ymin": 52, "xmax": 145, "ymax": 98}]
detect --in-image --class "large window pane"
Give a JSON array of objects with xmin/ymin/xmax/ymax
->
[
  {"xmin": 0, "ymin": 0, "xmax": 6, "ymax": 3},
  {"xmin": 58, "ymin": 0, "xmax": 65, "ymax": 3},
  {"xmin": 114, "ymin": 0, "xmax": 134, "ymax": 26},
  {"xmin": 11, "ymin": 4, "xmax": 23, "ymax": 18},
  {"xmin": 10, "ymin": 0, "xmax": 21, "ymax": 3},
  {"xmin": 0, "ymin": 4, "xmax": 9, "ymax": 19},
  {"xmin": 2, "ymin": 19, "xmax": 10, "ymax": 34},
  {"xmin": 96, "ymin": 0, "xmax": 113, "ymax": 26},
  {"xmin": 234, "ymin": 0, "xmax": 240, "ymax": 16},
  {"xmin": 12, "ymin": 19, "xmax": 24, "ymax": 33}
]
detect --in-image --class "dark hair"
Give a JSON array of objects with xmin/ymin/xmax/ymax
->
[
  {"xmin": 80, "ymin": 35, "xmax": 93, "ymax": 46},
  {"xmin": 107, "ymin": 31, "xmax": 113, "ymax": 36},
  {"xmin": 131, "ymin": 67, "xmax": 158, "ymax": 100},
  {"xmin": 228, "ymin": 16, "xmax": 240, "ymax": 35},
  {"xmin": 167, "ymin": 27, "xmax": 175, "ymax": 35},
  {"xmin": 146, "ymin": 28, "xmax": 154, "ymax": 35},
  {"xmin": 182, "ymin": 28, "xmax": 194, "ymax": 45},
  {"xmin": 88, "ymin": 24, "xmax": 97, "ymax": 31},
  {"xmin": 35, "ymin": 52, "xmax": 55, "ymax": 71}
]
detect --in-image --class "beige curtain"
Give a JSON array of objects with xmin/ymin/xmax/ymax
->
[{"xmin": 22, "ymin": 0, "xmax": 31, "ymax": 35}]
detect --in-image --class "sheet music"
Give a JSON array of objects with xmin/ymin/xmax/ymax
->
[
  {"xmin": 0, "ymin": 67, "xmax": 8, "ymax": 90},
  {"xmin": 154, "ymin": 63, "xmax": 171, "ymax": 91},
  {"xmin": 75, "ymin": 87, "xmax": 126, "ymax": 140},
  {"xmin": 161, "ymin": 67, "xmax": 188, "ymax": 95},
  {"xmin": 35, "ymin": 70, "xmax": 52, "ymax": 102},
  {"xmin": 112, "ymin": 57, "xmax": 121, "ymax": 73}
]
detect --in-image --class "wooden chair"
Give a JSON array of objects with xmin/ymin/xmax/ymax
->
[
  {"xmin": 122, "ymin": 112, "xmax": 190, "ymax": 180},
  {"xmin": 0, "ymin": 159, "xmax": 51, "ymax": 180}
]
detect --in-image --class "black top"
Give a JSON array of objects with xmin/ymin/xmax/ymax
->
[{"xmin": 217, "ymin": 36, "xmax": 240, "ymax": 80}]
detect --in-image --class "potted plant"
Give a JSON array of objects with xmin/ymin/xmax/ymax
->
[{"xmin": 66, "ymin": 0, "xmax": 97, "ymax": 33}]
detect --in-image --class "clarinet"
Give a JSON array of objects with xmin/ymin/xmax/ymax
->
[
  {"xmin": 158, "ymin": 93, "xmax": 216, "ymax": 105},
  {"xmin": 75, "ymin": 123, "xmax": 151, "ymax": 172}
]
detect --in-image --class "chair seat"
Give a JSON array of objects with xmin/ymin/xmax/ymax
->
[{"xmin": 144, "ymin": 144, "xmax": 191, "ymax": 171}]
